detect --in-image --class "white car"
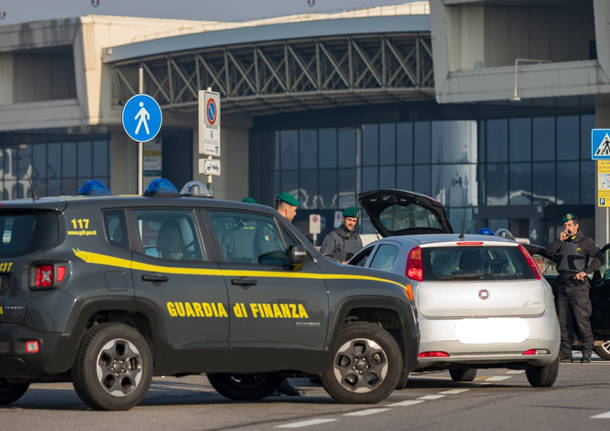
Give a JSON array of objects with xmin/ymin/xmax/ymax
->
[{"xmin": 350, "ymin": 190, "xmax": 561, "ymax": 387}]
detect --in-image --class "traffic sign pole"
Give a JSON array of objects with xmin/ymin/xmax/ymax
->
[{"xmin": 138, "ymin": 66, "xmax": 143, "ymax": 195}]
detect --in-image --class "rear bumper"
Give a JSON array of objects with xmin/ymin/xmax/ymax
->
[
  {"xmin": 0, "ymin": 324, "xmax": 75, "ymax": 381},
  {"xmin": 416, "ymin": 308, "xmax": 560, "ymax": 369}
]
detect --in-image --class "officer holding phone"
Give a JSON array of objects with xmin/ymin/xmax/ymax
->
[{"xmin": 546, "ymin": 213, "xmax": 601, "ymax": 363}]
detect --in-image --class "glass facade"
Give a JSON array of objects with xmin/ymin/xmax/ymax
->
[
  {"xmin": 251, "ymin": 108, "xmax": 595, "ymax": 244},
  {"xmin": 0, "ymin": 128, "xmax": 110, "ymax": 199}
]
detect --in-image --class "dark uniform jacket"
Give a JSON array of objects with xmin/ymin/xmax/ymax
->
[
  {"xmin": 546, "ymin": 232, "xmax": 601, "ymax": 286},
  {"xmin": 320, "ymin": 224, "xmax": 363, "ymax": 263}
]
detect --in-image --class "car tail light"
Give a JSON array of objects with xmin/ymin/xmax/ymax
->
[
  {"xmin": 25, "ymin": 340, "xmax": 40, "ymax": 354},
  {"xmin": 406, "ymin": 246, "xmax": 423, "ymax": 282},
  {"xmin": 418, "ymin": 351, "xmax": 449, "ymax": 358},
  {"xmin": 522, "ymin": 349, "xmax": 550, "ymax": 356},
  {"xmin": 402, "ymin": 283, "xmax": 414, "ymax": 302},
  {"xmin": 31, "ymin": 263, "xmax": 69, "ymax": 289},
  {"xmin": 518, "ymin": 244, "xmax": 542, "ymax": 280}
]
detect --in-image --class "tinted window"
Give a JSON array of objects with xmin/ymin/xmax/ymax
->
[
  {"xmin": 133, "ymin": 209, "xmax": 204, "ymax": 262},
  {"xmin": 379, "ymin": 203, "xmax": 442, "ymax": 232},
  {"xmin": 422, "ymin": 246, "xmax": 535, "ymax": 281},
  {"xmin": 0, "ymin": 212, "xmax": 58, "ymax": 257},
  {"xmin": 350, "ymin": 246, "xmax": 374, "ymax": 267},
  {"xmin": 369, "ymin": 244, "xmax": 399, "ymax": 272},
  {"xmin": 104, "ymin": 210, "xmax": 128, "ymax": 249},
  {"xmin": 209, "ymin": 211, "xmax": 288, "ymax": 265}
]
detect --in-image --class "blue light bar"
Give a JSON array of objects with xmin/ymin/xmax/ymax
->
[
  {"xmin": 144, "ymin": 178, "xmax": 179, "ymax": 197},
  {"xmin": 78, "ymin": 180, "xmax": 111, "ymax": 196}
]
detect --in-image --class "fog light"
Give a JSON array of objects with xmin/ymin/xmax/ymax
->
[
  {"xmin": 418, "ymin": 351, "xmax": 449, "ymax": 358},
  {"xmin": 25, "ymin": 340, "xmax": 39, "ymax": 354}
]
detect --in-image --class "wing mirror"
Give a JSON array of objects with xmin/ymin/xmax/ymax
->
[{"xmin": 289, "ymin": 245, "xmax": 308, "ymax": 269}]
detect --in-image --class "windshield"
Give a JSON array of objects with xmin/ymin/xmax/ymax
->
[
  {"xmin": 0, "ymin": 212, "xmax": 59, "ymax": 257},
  {"xmin": 422, "ymin": 246, "xmax": 536, "ymax": 281}
]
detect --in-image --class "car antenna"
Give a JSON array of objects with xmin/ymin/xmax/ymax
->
[{"xmin": 458, "ymin": 208, "xmax": 466, "ymax": 239}]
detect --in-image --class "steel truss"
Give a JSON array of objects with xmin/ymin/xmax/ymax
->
[{"xmin": 111, "ymin": 33, "xmax": 434, "ymax": 115}]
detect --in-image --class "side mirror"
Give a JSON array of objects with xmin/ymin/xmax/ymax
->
[{"xmin": 289, "ymin": 245, "xmax": 308, "ymax": 269}]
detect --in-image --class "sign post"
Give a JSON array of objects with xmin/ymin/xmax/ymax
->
[
  {"xmin": 309, "ymin": 213, "xmax": 321, "ymax": 246},
  {"xmin": 592, "ymin": 129, "xmax": 610, "ymax": 207},
  {"xmin": 198, "ymin": 88, "xmax": 221, "ymax": 194}
]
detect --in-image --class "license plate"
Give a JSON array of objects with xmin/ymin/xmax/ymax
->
[{"xmin": 455, "ymin": 318, "xmax": 529, "ymax": 344}]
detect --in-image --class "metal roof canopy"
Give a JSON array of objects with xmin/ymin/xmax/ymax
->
[{"xmin": 107, "ymin": 16, "xmax": 435, "ymax": 116}]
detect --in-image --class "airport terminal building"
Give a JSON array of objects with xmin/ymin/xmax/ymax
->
[{"xmin": 0, "ymin": 0, "xmax": 608, "ymax": 245}]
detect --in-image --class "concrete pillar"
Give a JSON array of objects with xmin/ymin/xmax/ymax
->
[
  {"xmin": 110, "ymin": 127, "xmax": 139, "ymax": 194},
  {"xmin": 595, "ymin": 94, "xmax": 610, "ymax": 250}
]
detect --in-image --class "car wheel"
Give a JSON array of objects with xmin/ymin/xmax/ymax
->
[
  {"xmin": 594, "ymin": 340, "xmax": 610, "ymax": 360},
  {"xmin": 72, "ymin": 323, "xmax": 153, "ymax": 410},
  {"xmin": 207, "ymin": 373, "xmax": 283, "ymax": 400},
  {"xmin": 320, "ymin": 322, "xmax": 402, "ymax": 404},
  {"xmin": 525, "ymin": 358, "xmax": 559, "ymax": 387},
  {"xmin": 449, "ymin": 368, "xmax": 477, "ymax": 382},
  {"xmin": 0, "ymin": 379, "xmax": 29, "ymax": 405}
]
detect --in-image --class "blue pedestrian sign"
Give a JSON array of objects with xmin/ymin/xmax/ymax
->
[
  {"xmin": 592, "ymin": 129, "xmax": 610, "ymax": 159},
  {"xmin": 122, "ymin": 94, "xmax": 162, "ymax": 142}
]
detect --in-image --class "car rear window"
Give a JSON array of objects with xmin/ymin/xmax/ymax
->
[
  {"xmin": 0, "ymin": 212, "xmax": 59, "ymax": 257},
  {"xmin": 422, "ymin": 246, "xmax": 536, "ymax": 281}
]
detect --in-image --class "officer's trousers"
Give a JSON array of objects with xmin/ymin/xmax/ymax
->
[{"xmin": 557, "ymin": 280, "xmax": 593, "ymax": 357}]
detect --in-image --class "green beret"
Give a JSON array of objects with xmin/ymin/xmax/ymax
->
[
  {"xmin": 241, "ymin": 197, "xmax": 256, "ymax": 204},
  {"xmin": 276, "ymin": 192, "xmax": 300, "ymax": 207},
  {"xmin": 343, "ymin": 206, "xmax": 358, "ymax": 218},
  {"xmin": 561, "ymin": 213, "xmax": 576, "ymax": 224}
]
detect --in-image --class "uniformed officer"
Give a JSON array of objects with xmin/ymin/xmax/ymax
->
[
  {"xmin": 275, "ymin": 192, "xmax": 299, "ymax": 222},
  {"xmin": 241, "ymin": 197, "xmax": 257, "ymax": 204},
  {"xmin": 546, "ymin": 213, "xmax": 601, "ymax": 363},
  {"xmin": 320, "ymin": 206, "xmax": 363, "ymax": 264}
]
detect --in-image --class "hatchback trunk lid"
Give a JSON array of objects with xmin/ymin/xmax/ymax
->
[{"xmin": 358, "ymin": 189, "xmax": 453, "ymax": 237}]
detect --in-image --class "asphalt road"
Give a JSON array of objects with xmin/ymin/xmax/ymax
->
[{"xmin": 2, "ymin": 360, "xmax": 610, "ymax": 431}]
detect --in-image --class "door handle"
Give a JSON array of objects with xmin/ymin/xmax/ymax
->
[
  {"xmin": 231, "ymin": 278, "xmax": 258, "ymax": 286},
  {"xmin": 142, "ymin": 274, "xmax": 169, "ymax": 283}
]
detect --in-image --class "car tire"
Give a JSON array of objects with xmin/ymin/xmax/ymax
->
[
  {"xmin": 207, "ymin": 373, "xmax": 283, "ymax": 401},
  {"xmin": 594, "ymin": 341, "xmax": 610, "ymax": 360},
  {"xmin": 0, "ymin": 379, "xmax": 29, "ymax": 405},
  {"xmin": 72, "ymin": 323, "xmax": 153, "ymax": 410},
  {"xmin": 449, "ymin": 368, "xmax": 477, "ymax": 382},
  {"xmin": 525, "ymin": 358, "xmax": 559, "ymax": 387},
  {"xmin": 395, "ymin": 371, "xmax": 410, "ymax": 389},
  {"xmin": 320, "ymin": 322, "xmax": 402, "ymax": 404}
]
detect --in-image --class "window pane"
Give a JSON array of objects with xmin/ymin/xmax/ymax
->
[
  {"xmin": 362, "ymin": 166, "xmax": 378, "ymax": 191},
  {"xmin": 208, "ymin": 210, "xmax": 287, "ymax": 265},
  {"xmin": 509, "ymin": 118, "xmax": 531, "ymax": 162},
  {"xmin": 414, "ymin": 122, "xmax": 430, "ymax": 163},
  {"xmin": 432, "ymin": 121, "xmax": 477, "ymax": 163},
  {"xmin": 17, "ymin": 144, "xmax": 32, "ymax": 180},
  {"xmin": 280, "ymin": 170, "xmax": 298, "ymax": 195},
  {"xmin": 258, "ymin": 170, "xmax": 279, "ymax": 207},
  {"xmin": 61, "ymin": 178, "xmax": 77, "ymax": 195},
  {"xmin": 487, "ymin": 119, "xmax": 508, "ymax": 162},
  {"xmin": 557, "ymin": 161, "xmax": 578, "ymax": 204},
  {"xmin": 581, "ymin": 114, "xmax": 595, "ymax": 160},
  {"xmin": 478, "ymin": 120, "xmax": 486, "ymax": 163},
  {"xmin": 33, "ymin": 143, "xmax": 46, "ymax": 178},
  {"xmin": 510, "ymin": 163, "xmax": 531, "ymax": 205},
  {"xmin": 62, "ymin": 142, "xmax": 76, "ymax": 177},
  {"xmin": 380, "ymin": 123, "xmax": 396, "ymax": 165},
  {"xmin": 533, "ymin": 117, "xmax": 555, "ymax": 161},
  {"xmin": 432, "ymin": 164, "xmax": 476, "ymax": 207},
  {"xmin": 397, "ymin": 122, "xmax": 413, "ymax": 164},
  {"xmin": 318, "ymin": 169, "xmax": 337, "ymax": 209},
  {"xmin": 581, "ymin": 160, "xmax": 594, "ymax": 205},
  {"xmin": 362, "ymin": 124, "xmax": 378, "ymax": 166},
  {"xmin": 92, "ymin": 140, "xmax": 108, "ymax": 177},
  {"xmin": 280, "ymin": 130, "xmax": 297, "ymax": 170},
  {"xmin": 319, "ymin": 128, "xmax": 337, "ymax": 168},
  {"xmin": 414, "ymin": 165, "xmax": 430, "ymax": 195},
  {"xmin": 338, "ymin": 129, "xmax": 356, "ymax": 168},
  {"xmin": 369, "ymin": 244, "xmax": 399, "ymax": 272},
  {"xmin": 380, "ymin": 166, "xmax": 395, "ymax": 189},
  {"xmin": 300, "ymin": 169, "xmax": 317, "ymax": 209},
  {"xmin": 557, "ymin": 116, "xmax": 578, "ymax": 160},
  {"xmin": 487, "ymin": 164, "xmax": 508, "ymax": 205},
  {"xmin": 134, "ymin": 209, "xmax": 204, "ymax": 261},
  {"xmin": 4, "ymin": 147, "xmax": 16, "ymax": 180},
  {"xmin": 77, "ymin": 141, "xmax": 92, "ymax": 177},
  {"xmin": 299, "ymin": 129, "xmax": 317, "ymax": 169},
  {"xmin": 338, "ymin": 168, "xmax": 356, "ymax": 207},
  {"xmin": 397, "ymin": 166, "xmax": 412, "ymax": 191},
  {"xmin": 104, "ymin": 210, "xmax": 128, "ymax": 249},
  {"xmin": 533, "ymin": 162, "xmax": 555, "ymax": 204}
]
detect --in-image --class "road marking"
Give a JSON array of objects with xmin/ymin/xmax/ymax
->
[
  {"xmin": 591, "ymin": 411, "xmax": 610, "ymax": 419},
  {"xmin": 344, "ymin": 408, "xmax": 391, "ymax": 416},
  {"xmin": 388, "ymin": 399, "xmax": 425, "ymax": 407},
  {"xmin": 485, "ymin": 376, "xmax": 511, "ymax": 381},
  {"xmin": 276, "ymin": 418, "xmax": 337, "ymax": 428},
  {"xmin": 418, "ymin": 394, "xmax": 446, "ymax": 400},
  {"xmin": 506, "ymin": 370, "xmax": 525, "ymax": 374},
  {"xmin": 440, "ymin": 388, "xmax": 471, "ymax": 395}
]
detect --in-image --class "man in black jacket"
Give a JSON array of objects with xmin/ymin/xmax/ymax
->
[
  {"xmin": 546, "ymin": 213, "xmax": 601, "ymax": 363},
  {"xmin": 320, "ymin": 207, "xmax": 363, "ymax": 263}
]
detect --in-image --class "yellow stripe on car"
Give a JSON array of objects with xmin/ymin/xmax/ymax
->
[{"xmin": 73, "ymin": 249, "xmax": 405, "ymax": 289}]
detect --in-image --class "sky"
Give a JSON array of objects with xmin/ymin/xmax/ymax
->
[{"xmin": 0, "ymin": 0, "xmax": 411, "ymax": 25}]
